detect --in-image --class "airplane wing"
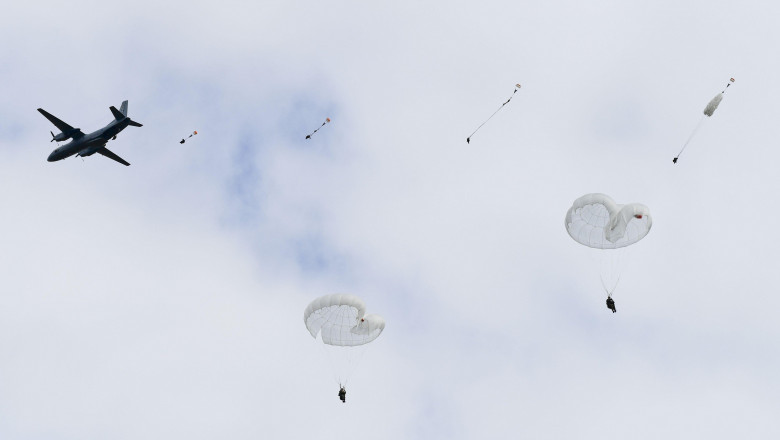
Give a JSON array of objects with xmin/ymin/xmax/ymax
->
[
  {"xmin": 37, "ymin": 108, "xmax": 75, "ymax": 132},
  {"xmin": 96, "ymin": 147, "xmax": 130, "ymax": 166}
]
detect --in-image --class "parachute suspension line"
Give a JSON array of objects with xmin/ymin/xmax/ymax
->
[
  {"xmin": 673, "ymin": 114, "xmax": 706, "ymax": 163},
  {"xmin": 317, "ymin": 312, "xmax": 369, "ymax": 387},
  {"xmin": 325, "ymin": 346, "xmax": 364, "ymax": 387},
  {"xmin": 316, "ymin": 336, "xmax": 342, "ymax": 387},
  {"xmin": 466, "ymin": 103, "xmax": 505, "ymax": 143},
  {"xmin": 342, "ymin": 346, "xmax": 368, "ymax": 387},
  {"xmin": 466, "ymin": 85, "xmax": 521, "ymax": 144},
  {"xmin": 600, "ymin": 271, "xmax": 622, "ymax": 296},
  {"xmin": 598, "ymin": 248, "xmax": 624, "ymax": 296}
]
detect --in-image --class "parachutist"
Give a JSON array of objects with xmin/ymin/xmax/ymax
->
[
  {"xmin": 466, "ymin": 83, "xmax": 521, "ymax": 144},
  {"xmin": 673, "ymin": 157, "xmax": 678, "ymax": 164},
  {"xmin": 606, "ymin": 296, "xmax": 616, "ymax": 313},
  {"xmin": 305, "ymin": 294, "xmax": 385, "ymax": 401},
  {"xmin": 338, "ymin": 387, "xmax": 346, "ymax": 403},
  {"xmin": 674, "ymin": 78, "xmax": 734, "ymax": 162},
  {"xmin": 306, "ymin": 118, "xmax": 330, "ymax": 139},
  {"xmin": 179, "ymin": 131, "xmax": 198, "ymax": 145},
  {"xmin": 566, "ymin": 194, "xmax": 652, "ymax": 302}
]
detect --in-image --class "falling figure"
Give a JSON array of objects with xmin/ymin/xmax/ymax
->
[
  {"xmin": 304, "ymin": 294, "xmax": 385, "ymax": 403},
  {"xmin": 466, "ymin": 84, "xmax": 521, "ymax": 144},
  {"xmin": 180, "ymin": 130, "xmax": 198, "ymax": 144},
  {"xmin": 306, "ymin": 118, "xmax": 331, "ymax": 139},
  {"xmin": 338, "ymin": 386, "xmax": 346, "ymax": 403},
  {"xmin": 565, "ymin": 193, "xmax": 653, "ymax": 314},
  {"xmin": 673, "ymin": 78, "xmax": 734, "ymax": 163},
  {"xmin": 606, "ymin": 296, "xmax": 616, "ymax": 313}
]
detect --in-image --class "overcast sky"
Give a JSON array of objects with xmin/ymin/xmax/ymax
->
[{"xmin": 1, "ymin": 1, "xmax": 779, "ymax": 438}]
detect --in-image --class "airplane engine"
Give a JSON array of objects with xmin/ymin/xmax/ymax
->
[
  {"xmin": 52, "ymin": 131, "xmax": 72, "ymax": 142},
  {"xmin": 51, "ymin": 128, "xmax": 82, "ymax": 143}
]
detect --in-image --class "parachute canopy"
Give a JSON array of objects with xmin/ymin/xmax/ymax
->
[
  {"xmin": 703, "ymin": 93, "xmax": 723, "ymax": 117},
  {"xmin": 304, "ymin": 294, "xmax": 385, "ymax": 347},
  {"xmin": 565, "ymin": 193, "xmax": 652, "ymax": 249}
]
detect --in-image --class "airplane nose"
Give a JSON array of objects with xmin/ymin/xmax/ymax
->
[{"xmin": 47, "ymin": 151, "xmax": 57, "ymax": 162}]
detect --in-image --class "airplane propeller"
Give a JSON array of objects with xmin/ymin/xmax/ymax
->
[{"xmin": 50, "ymin": 131, "xmax": 55, "ymax": 142}]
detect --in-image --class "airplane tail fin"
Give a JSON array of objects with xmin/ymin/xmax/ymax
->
[
  {"xmin": 111, "ymin": 100, "xmax": 141, "ymax": 126},
  {"xmin": 110, "ymin": 106, "xmax": 124, "ymax": 120}
]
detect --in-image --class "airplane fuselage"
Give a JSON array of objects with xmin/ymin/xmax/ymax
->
[{"xmin": 48, "ymin": 118, "xmax": 131, "ymax": 162}]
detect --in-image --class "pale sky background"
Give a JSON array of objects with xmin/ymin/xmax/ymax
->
[{"xmin": 1, "ymin": 1, "xmax": 779, "ymax": 438}]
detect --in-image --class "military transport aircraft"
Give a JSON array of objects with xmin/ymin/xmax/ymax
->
[{"xmin": 38, "ymin": 100, "xmax": 142, "ymax": 166}]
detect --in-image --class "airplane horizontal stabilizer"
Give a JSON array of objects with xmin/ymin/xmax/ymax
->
[
  {"xmin": 127, "ymin": 120, "xmax": 143, "ymax": 127},
  {"xmin": 96, "ymin": 147, "xmax": 130, "ymax": 166}
]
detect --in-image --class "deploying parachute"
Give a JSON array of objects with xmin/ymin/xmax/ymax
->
[
  {"xmin": 180, "ymin": 130, "xmax": 198, "ymax": 144},
  {"xmin": 703, "ymin": 93, "xmax": 724, "ymax": 117},
  {"xmin": 466, "ymin": 83, "xmax": 521, "ymax": 144},
  {"xmin": 673, "ymin": 78, "xmax": 735, "ymax": 163},
  {"xmin": 305, "ymin": 117, "xmax": 331, "ymax": 139},
  {"xmin": 565, "ymin": 193, "xmax": 652, "ymax": 312},
  {"xmin": 304, "ymin": 294, "xmax": 385, "ymax": 401}
]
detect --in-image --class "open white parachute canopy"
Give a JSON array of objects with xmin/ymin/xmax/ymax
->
[
  {"xmin": 304, "ymin": 294, "xmax": 385, "ymax": 347},
  {"xmin": 565, "ymin": 193, "xmax": 652, "ymax": 249}
]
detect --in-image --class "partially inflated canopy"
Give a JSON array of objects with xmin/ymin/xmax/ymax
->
[
  {"xmin": 565, "ymin": 193, "xmax": 652, "ymax": 249},
  {"xmin": 304, "ymin": 294, "xmax": 385, "ymax": 347}
]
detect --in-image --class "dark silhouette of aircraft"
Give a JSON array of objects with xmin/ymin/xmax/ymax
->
[{"xmin": 38, "ymin": 100, "xmax": 142, "ymax": 166}]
